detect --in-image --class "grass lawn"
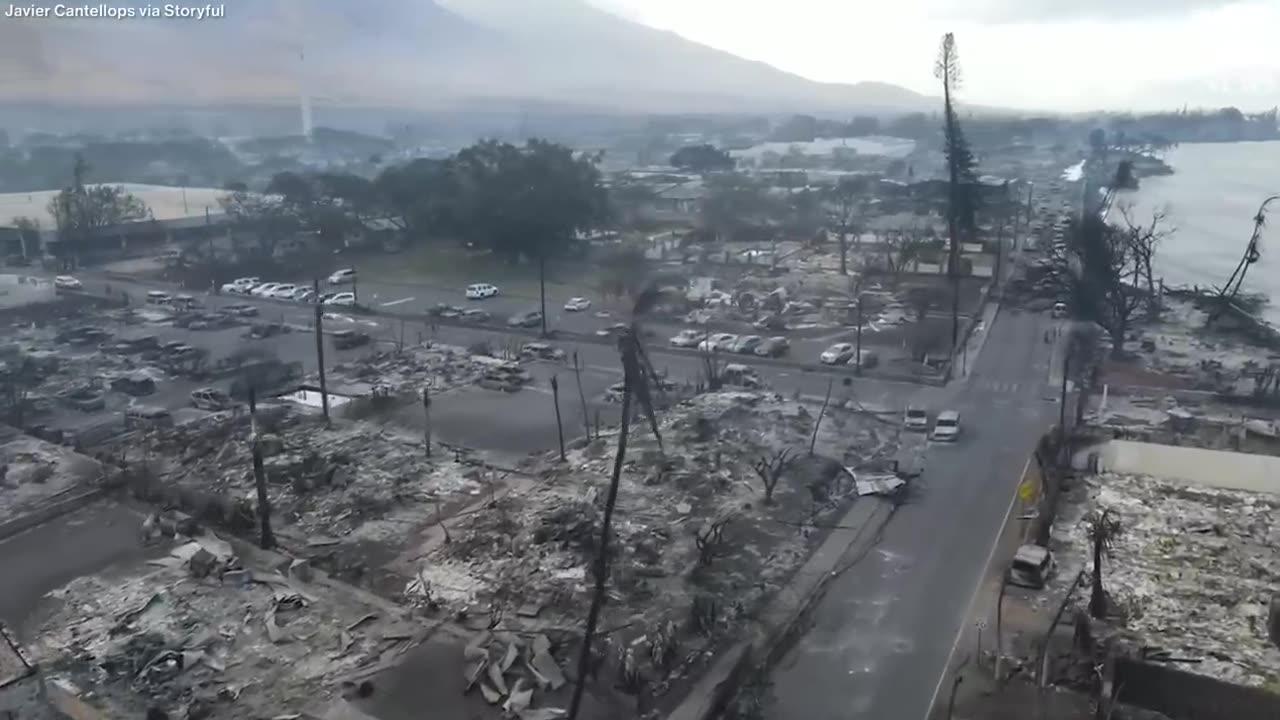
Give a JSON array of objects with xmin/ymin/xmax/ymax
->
[{"xmin": 357, "ymin": 244, "xmax": 600, "ymax": 296}]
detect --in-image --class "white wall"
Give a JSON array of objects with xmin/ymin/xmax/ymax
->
[
  {"xmin": 0, "ymin": 274, "xmax": 55, "ymax": 310},
  {"xmin": 1095, "ymin": 440, "xmax": 1280, "ymax": 495}
]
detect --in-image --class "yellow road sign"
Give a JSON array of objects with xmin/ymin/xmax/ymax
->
[{"xmin": 1018, "ymin": 480, "xmax": 1036, "ymax": 502}]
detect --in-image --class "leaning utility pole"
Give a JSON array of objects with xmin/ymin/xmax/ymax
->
[
  {"xmin": 312, "ymin": 277, "xmax": 330, "ymax": 421},
  {"xmin": 248, "ymin": 386, "xmax": 275, "ymax": 550}
]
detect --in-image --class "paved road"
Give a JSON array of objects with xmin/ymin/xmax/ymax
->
[
  {"xmin": 0, "ymin": 500, "xmax": 153, "ymax": 632},
  {"xmin": 764, "ymin": 306, "xmax": 1058, "ymax": 720}
]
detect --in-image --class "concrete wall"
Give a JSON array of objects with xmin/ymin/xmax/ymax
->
[
  {"xmin": 1115, "ymin": 658, "xmax": 1280, "ymax": 720},
  {"xmin": 1095, "ymin": 440, "xmax": 1280, "ymax": 495},
  {"xmin": 0, "ymin": 274, "xmax": 55, "ymax": 309},
  {"xmin": 0, "ymin": 673, "xmax": 55, "ymax": 718}
]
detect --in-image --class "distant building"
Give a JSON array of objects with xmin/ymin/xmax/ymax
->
[{"xmin": 0, "ymin": 184, "xmax": 229, "ymax": 265}]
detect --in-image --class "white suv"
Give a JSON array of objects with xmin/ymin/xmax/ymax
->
[
  {"xmin": 328, "ymin": 268, "xmax": 356, "ymax": 285},
  {"xmin": 466, "ymin": 283, "xmax": 499, "ymax": 300}
]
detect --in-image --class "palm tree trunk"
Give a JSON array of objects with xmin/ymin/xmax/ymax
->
[
  {"xmin": 1089, "ymin": 541, "xmax": 1105, "ymax": 619},
  {"xmin": 567, "ymin": 369, "xmax": 633, "ymax": 720},
  {"xmin": 539, "ymin": 252, "xmax": 548, "ymax": 338}
]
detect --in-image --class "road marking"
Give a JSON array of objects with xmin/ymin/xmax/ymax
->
[
  {"xmin": 381, "ymin": 297, "xmax": 416, "ymax": 307},
  {"xmin": 924, "ymin": 455, "xmax": 1031, "ymax": 720}
]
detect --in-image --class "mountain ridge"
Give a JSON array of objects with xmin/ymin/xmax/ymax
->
[{"xmin": 0, "ymin": 0, "xmax": 941, "ymax": 114}]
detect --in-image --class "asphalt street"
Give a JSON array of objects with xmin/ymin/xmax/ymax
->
[{"xmin": 764, "ymin": 306, "xmax": 1058, "ymax": 720}]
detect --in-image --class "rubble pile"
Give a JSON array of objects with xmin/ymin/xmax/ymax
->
[
  {"xmin": 30, "ymin": 536, "xmax": 402, "ymax": 719},
  {"xmin": 110, "ymin": 408, "xmax": 479, "ymax": 555},
  {"xmin": 1057, "ymin": 472, "xmax": 1280, "ymax": 686},
  {"xmin": 1088, "ymin": 395, "xmax": 1280, "ymax": 457},
  {"xmin": 322, "ymin": 344, "xmax": 501, "ymax": 395},
  {"xmin": 462, "ymin": 629, "xmax": 570, "ymax": 718},
  {"xmin": 0, "ymin": 436, "xmax": 103, "ymax": 523},
  {"xmin": 1128, "ymin": 300, "xmax": 1280, "ymax": 395},
  {"xmin": 409, "ymin": 391, "xmax": 902, "ymax": 703}
]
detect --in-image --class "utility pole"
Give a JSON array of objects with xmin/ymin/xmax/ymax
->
[
  {"xmin": 573, "ymin": 352, "xmax": 591, "ymax": 441},
  {"xmin": 422, "ymin": 385, "xmax": 432, "ymax": 458},
  {"xmin": 312, "ymin": 277, "xmax": 330, "ymax": 421},
  {"xmin": 551, "ymin": 375, "xmax": 566, "ymax": 461},
  {"xmin": 854, "ymin": 294, "xmax": 864, "ymax": 375},
  {"xmin": 248, "ymin": 386, "xmax": 275, "ymax": 550}
]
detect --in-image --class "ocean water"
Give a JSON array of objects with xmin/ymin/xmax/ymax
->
[{"xmin": 1117, "ymin": 140, "xmax": 1280, "ymax": 326}]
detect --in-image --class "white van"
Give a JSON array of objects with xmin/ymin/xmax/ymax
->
[{"xmin": 465, "ymin": 283, "xmax": 499, "ymax": 300}]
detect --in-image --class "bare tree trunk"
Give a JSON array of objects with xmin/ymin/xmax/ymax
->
[
  {"xmin": 312, "ymin": 278, "xmax": 330, "ymax": 422},
  {"xmin": 551, "ymin": 375, "xmax": 566, "ymax": 461},
  {"xmin": 567, "ymin": 370, "xmax": 633, "ymax": 720},
  {"xmin": 248, "ymin": 387, "xmax": 275, "ymax": 550},
  {"xmin": 573, "ymin": 352, "xmax": 591, "ymax": 441},
  {"xmin": 809, "ymin": 377, "xmax": 834, "ymax": 455}
]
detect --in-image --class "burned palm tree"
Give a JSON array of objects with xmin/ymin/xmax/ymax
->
[
  {"xmin": 1085, "ymin": 508, "xmax": 1122, "ymax": 619},
  {"xmin": 567, "ymin": 281, "xmax": 667, "ymax": 720}
]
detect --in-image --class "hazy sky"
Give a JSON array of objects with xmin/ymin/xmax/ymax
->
[{"xmin": 590, "ymin": 0, "xmax": 1280, "ymax": 111}]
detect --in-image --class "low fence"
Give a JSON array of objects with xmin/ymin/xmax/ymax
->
[{"xmin": 1114, "ymin": 658, "xmax": 1280, "ymax": 720}]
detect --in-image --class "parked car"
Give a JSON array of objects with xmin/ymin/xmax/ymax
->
[
  {"xmin": 222, "ymin": 277, "xmax": 259, "ymax": 294},
  {"xmin": 172, "ymin": 294, "xmax": 199, "ymax": 310},
  {"xmin": 849, "ymin": 349, "xmax": 879, "ymax": 370},
  {"xmin": 904, "ymin": 407, "xmax": 929, "ymax": 431},
  {"xmin": 931, "ymin": 410, "xmax": 961, "ymax": 441},
  {"xmin": 328, "ymin": 268, "xmax": 356, "ymax": 285},
  {"xmin": 222, "ymin": 303, "xmax": 259, "ymax": 317},
  {"xmin": 732, "ymin": 335, "xmax": 764, "ymax": 354},
  {"xmin": 324, "ymin": 292, "xmax": 356, "ymax": 307},
  {"xmin": 520, "ymin": 342, "xmax": 566, "ymax": 362},
  {"xmin": 332, "ymin": 330, "xmax": 371, "ymax": 350},
  {"xmin": 56, "ymin": 326, "xmax": 111, "ymax": 345},
  {"xmin": 125, "ymin": 405, "xmax": 172, "ymax": 429},
  {"xmin": 268, "ymin": 284, "xmax": 299, "ymax": 299},
  {"xmin": 507, "ymin": 310, "xmax": 543, "ymax": 328},
  {"xmin": 250, "ymin": 282, "xmax": 283, "ymax": 297},
  {"xmin": 466, "ymin": 283, "xmax": 500, "ymax": 300},
  {"xmin": 291, "ymin": 288, "xmax": 315, "ymax": 303},
  {"xmin": 754, "ymin": 336, "xmax": 790, "ymax": 357},
  {"xmin": 564, "ymin": 297, "xmax": 591, "ymax": 312},
  {"xmin": 191, "ymin": 387, "xmax": 234, "ymax": 411},
  {"xmin": 669, "ymin": 329, "xmax": 704, "ymax": 348},
  {"xmin": 460, "ymin": 308, "xmax": 490, "ymax": 323},
  {"xmin": 698, "ymin": 333, "xmax": 738, "ymax": 352},
  {"xmin": 819, "ymin": 343, "xmax": 855, "ymax": 365},
  {"xmin": 721, "ymin": 364, "xmax": 762, "ymax": 388},
  {"xmin": 596, "ymin": 322, "xmax": 629, "ymax": 338},
  {"xmin": 145, "ymin": 290, "xmax": 172, "ymax": 305},
  {"xmin": 54, "ymin": 275, "xmax": 81, "ymax": 290},
  {"xmin": 1007, "ymin": 545, "xmax": 1056, "ymax": 589}
]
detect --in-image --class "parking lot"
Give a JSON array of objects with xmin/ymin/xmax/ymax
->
[{"xmin": 0, "ymin": 297, "xmax": 385, "ymax": 446}]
